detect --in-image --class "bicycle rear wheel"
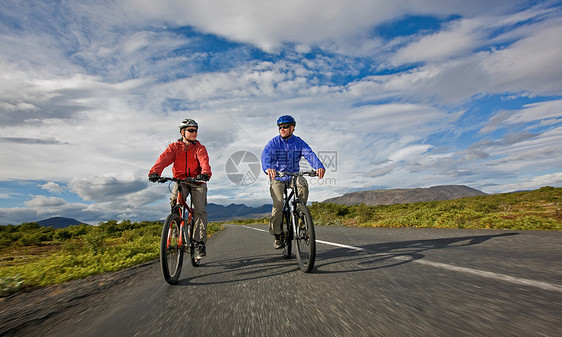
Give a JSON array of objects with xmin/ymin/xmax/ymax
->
[
  {"xmin": 282, "ymin": 209, "xmax": 292, "ymax": 259},
  {"xmin": 160, "ymin": 213, "xmax": 184, "ymax": 284},
  {"xmin": 295, "ymin": 204, "xmax": 315, "ymax": 272}
]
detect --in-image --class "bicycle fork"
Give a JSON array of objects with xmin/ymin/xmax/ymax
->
[{"xmin": 166, "ymin": 206, "xmax": 190, "ymax": 252}]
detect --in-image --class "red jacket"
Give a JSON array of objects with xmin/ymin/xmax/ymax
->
[{"xmin": 149, "ymin": 140, "xmax": 212, "ymax": 179}]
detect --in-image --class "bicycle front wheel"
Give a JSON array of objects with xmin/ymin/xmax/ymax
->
[
  {"xmin": 295, "ymin": 204, "xmax": 315, "ymax": 272},
  {"xmin": 160, "ymin": 213, "xmax": 184, "ymax": 284},
  {"xmin": 282, "ymin": 209, "xmax": 292, "ymax": 259}
]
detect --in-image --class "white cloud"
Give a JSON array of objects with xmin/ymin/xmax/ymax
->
[
  {"xmin": 482, "ymin": 20, "xmax": 562, "ymax": 94},
  {"xmin": 392, "ymin": 6, "xmax": 555, "ymax": 66},
  {"xmin": 69, "ymin": 176, "xmax": 148, "ymax": 202},
  {"xmin": 393, "ymin": 19, "xmax": 483, "ymax": 64},
  {"xmin": 24, "ymin": 195, "xmax": 66, "ymax": 208},
  {"xmin": 389, "ymin": 144, "xmax": 432, "ymax": 162},
  {"xmin": 481, "ymin": 99, "xmax": 562, "ymax": 134},
  {"xmin": 506, "ymin": 100, "xmax": 562, "ymax": 124},
  {"xmin": 41, "ymin": 182, "xmax": 63, "ymax": 194},
  {"xmin": 124, "ymin": 0, "xmax": 530, "ymax": 53},
  {"xmin": 347, "ymin": 103, "xmax": 459, "ymax": 135}
]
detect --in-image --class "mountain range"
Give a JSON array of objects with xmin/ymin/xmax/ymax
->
[
  {"xmin": 207, "ymin": 203, "xmax": 271, "ymax": 221},
  {"xmin": 33, "ymin": 204, "xmax": 272, "ymax": 228},
  {"xmin": 322, "ymin": 185, "xmax": 486, "ymax": 206},
  {"xmin": 32, "ymin": 186, "xmax": 485, "ymax": 228}
]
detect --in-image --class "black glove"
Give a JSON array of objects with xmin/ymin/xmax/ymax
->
[
  {"xmin": 148, "ymin": 173, "xmax": 160, "ymax": 182},
  {"xmin": 196, "ymin": 174, "xmax": 210, "ymax": 181}
]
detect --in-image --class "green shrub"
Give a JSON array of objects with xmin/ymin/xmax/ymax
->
[
  {"xmin": 83, "ymin": 227, "xmax": 107, "ymax": 253},
  {"xmin": 66, "ymin": 224, "xmax": 91, "ymax": 238},
  {"xmin": 54, "ymin": 229, "xmax": 72, "ymax": 241}
]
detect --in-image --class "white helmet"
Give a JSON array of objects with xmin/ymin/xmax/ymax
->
[{"xmin": 179, "ymin": 118, "xmax": 198, "ymax": 131}]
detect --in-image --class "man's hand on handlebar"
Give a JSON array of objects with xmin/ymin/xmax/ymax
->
[
  {"xmin": 266, "ymin": 169, "xmax": 277, "ymax": 180},
  {"xmin": 148, "ymin": 173, "xmax": 160, "ymax": 182},
  {"xmin": 273, "ymin": 169, "xmax": 325, "ymax": 179}
]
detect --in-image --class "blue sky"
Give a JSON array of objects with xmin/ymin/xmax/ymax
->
[{"xmin": 1, "ymin": 0, "xmax": 561, "ymax": 225}]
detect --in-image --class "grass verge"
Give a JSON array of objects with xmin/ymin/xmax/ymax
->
[
  {"xmin": 230, "ymin": 186, "xmax": 562, "ymax": 231},
  {"xmin": 0, "ymin": 221, "xmax": 223, "ymax": 297}
]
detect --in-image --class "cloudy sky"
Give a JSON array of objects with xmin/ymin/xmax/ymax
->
[{"xmin": 1, "ymin": 0, "xmax": 561, "ymax": 225}]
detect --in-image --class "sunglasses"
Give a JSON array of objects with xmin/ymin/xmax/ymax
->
[
  {"xmin": 278, "ymin": 125, "xmax": 292, "ymax": 130},
  {"xmin": 185, "ymin": 129, "xmax": 198, "ymax": 133}
]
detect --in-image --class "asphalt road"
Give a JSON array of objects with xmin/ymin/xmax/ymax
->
[{"xmin": 19, "ymin": 225, "xmax": 562, "ymax": 336}]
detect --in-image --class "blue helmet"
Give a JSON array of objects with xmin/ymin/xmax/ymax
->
[{"xmin": 276, "ymin": 115, "xmax": 296, "ymax": 126}]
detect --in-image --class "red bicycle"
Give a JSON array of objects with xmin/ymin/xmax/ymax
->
[{"xmin": 154, "ymin": 176, "xmax": 204, "ymax": 284}]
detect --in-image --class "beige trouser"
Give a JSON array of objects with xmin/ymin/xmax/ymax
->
[
  {"xmin": 171, "ymin": 182, "xmax": 208, "ymax": 243},
  {"xmin": 269, "ymin": 177, "xmax": 308, "ymax": 236}
]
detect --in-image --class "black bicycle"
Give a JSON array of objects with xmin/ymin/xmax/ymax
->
[
  {"xmin": 152, "ymin": 176, "xmax": 205, "ymax": 284},
  {"xmin": 278, "ymin": 171, "xmax": 317, "ymax": 273}
]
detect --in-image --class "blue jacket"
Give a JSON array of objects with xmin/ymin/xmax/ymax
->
[{"xmin": 261, "ymin": 135, "xmax": 325, "ymax": 182}]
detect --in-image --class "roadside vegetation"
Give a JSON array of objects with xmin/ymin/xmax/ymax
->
[
  {"xmin": 308, "ymin": 186, "xmax": 561, "ymax": 230},
  {"xmin": 232, "ymin": 186, "xmax": 562, "ymax": 231},
  {"xmin": 0, "ymin": 220, "xmax": 223, "ymax": 297}
]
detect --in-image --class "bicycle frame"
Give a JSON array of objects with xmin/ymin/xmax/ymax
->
[
  {"xmin": 170, "ymin": 188, "xmax": 194, "ymax": 251},
  {"xmin": 159, "ymin": 176, "xmax": 204, "ymax": 251},
  {"xmin": 283, "ymin": 179, "xmax": 301, "ymax": 238}
]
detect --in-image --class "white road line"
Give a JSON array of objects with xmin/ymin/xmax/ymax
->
[
  {"xmin": 410, "ymin": 258, "xmax": 562, "ymax": 293},
  {"xmin": 240, "ymin": 225, "xmax": 562, "ymax": 293},
  {"xmin": 242, "ymin": 225, "xmax": 267, "ymax": 232},
  {"xmin": 241, "ymin": 226, "xmax": 365, "ymax": 251},
  {"xmin": 316, "ymin": 240, "xmax": 366, "ymax": 252}
]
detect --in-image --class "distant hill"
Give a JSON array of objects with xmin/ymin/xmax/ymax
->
[
  {"xmin": 323, "ymin": 185, "xmax": 487, "ymax": 206},
  {"xmin": 30, "ymin": 205, "xmax": 272, "ymax": 227},
  {"xmin": 37, "ymin": 217, "xmax": 89, "ymax": 228},
  {"xmin": 208, "ymin": 203, "xmax": 271, "ymax": 221}
]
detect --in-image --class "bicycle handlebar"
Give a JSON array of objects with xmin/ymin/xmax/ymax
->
[
  {"xmin": 153, "ymin": 176, "xmax": 206, "ymax": 184},
  {"xmin": 277, "ymin": 170, "xmax": 318, "ymax": 178}
]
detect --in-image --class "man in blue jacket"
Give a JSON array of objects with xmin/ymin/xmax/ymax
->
[{"xmin": 261, "ymin": 115, "xmax": 326, "ymax": 249}]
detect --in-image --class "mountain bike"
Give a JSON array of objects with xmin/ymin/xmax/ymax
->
[
  {"xmin": 153, "ymin": 176, "xmax": 205, "ymax": 284},
  {"xmin": 278, "ymin": 171, "xmax": 317, "ymax": 273}
]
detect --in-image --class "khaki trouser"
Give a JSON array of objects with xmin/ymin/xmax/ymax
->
[
  {"xmin": 171, "ymin": 182, "xmax": 208, "ymax": 243},
  {"xmin": 269, "ymin": 177, "xmax": 308, "ymax": 236}
]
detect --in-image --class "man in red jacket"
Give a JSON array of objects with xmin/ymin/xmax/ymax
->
[{"xmin": 148, "ymin": 118, "xmax": 212, "ymax": 258}]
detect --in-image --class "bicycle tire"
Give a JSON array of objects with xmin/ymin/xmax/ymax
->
[
  {"xmin": 189, "ymin": 221, "xmax": 201, "ymax": 267},
  {"xmin": 295, "ymin": 204, "xmax": 315, "ymax": 272},
  {"xmin": 282, "ymin": 209, "xmax": 292, "ymax": 259},
  {"xmin": 160, "ymin": 213, "xmax": 184, "ymax": 284}
]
